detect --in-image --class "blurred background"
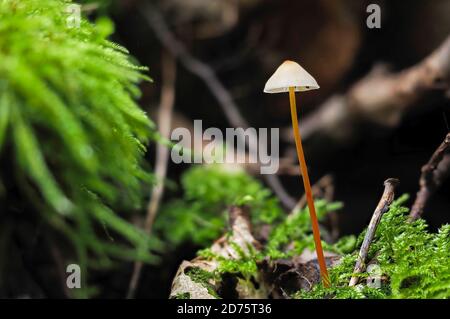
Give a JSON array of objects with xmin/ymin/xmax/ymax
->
[{"xmin": 114, "ymin": 0, "xmax": 450, "ymax": 213}]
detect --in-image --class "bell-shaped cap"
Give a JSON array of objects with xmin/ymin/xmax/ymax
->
[{"xmin": 264, "ymin": 60, "xmax": 320, "ymax": 94}]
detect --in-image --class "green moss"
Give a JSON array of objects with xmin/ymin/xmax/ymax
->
[
  {"xmin": 265, "ymin": 200, "xmax": 343, "ymax": 258},
  {"xmin": 195, "ymin": 187, "xmax": 449, "ymax": 299},
  {"xmin": 185, "ymin": 266, "xmax": 220, "ymax": 298},
  {"xmin": 216, "ymin": 244, "xmax": 260, "ymax": 280},
  {"xmin": 164, "ymin": 167, "xmax": 448, "ymax": 299},
  {"xmin": 173, "ymin": 292, "xmax": 191, "ymax": 299},
  {"xmin": 155, "ymin": 165, "xmax": 284, "ymax": 247}
]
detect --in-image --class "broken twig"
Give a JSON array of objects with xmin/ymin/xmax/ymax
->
[
  {"xmin": 409, "ymin": 133, "xmax": 450, "ymax": 221},
  {"xmin": 169, "ymin": 206, "xmax": 267, "ymax": 299},
  {"xmin": 349, "ymin": 178, "xmax": 399, "ymax": 287}
]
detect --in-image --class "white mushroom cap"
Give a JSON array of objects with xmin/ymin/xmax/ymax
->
[{"xmin": 264, "ymin": 60, "xmax": 320, "ymax": 94}]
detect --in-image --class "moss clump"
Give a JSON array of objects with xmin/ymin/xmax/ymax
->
[
  {"xmin": 265, "ymin": 200, "xmax": 344, "ymax": 259},
  {"xmin": 185, "ymin": 266, "xmax": 220, "ymax": 298},
  {"xmin": 199, "ymin": 243, "xmax": 261, "ymax": 281},
  {"xmin": 173, "ymin": 292, "xmax": 191, "ymax": 299},
  {"xmin": 0, "ymin": 0, "xmax": 159, "ymax": 296}
]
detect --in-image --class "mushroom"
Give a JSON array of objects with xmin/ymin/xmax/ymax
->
[{"xmin": 264, "ymin": 60, "xmax": 330, "ymax": 287}]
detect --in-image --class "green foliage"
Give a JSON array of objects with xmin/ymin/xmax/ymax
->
[
  {"xmin": 155, "ymin": 165, "xmax": 284, "ymax": 247},
  {"xmin": 299, "ymin": 195, "xmax": 450, "ymax": 299},
  {"xmin": 0, "ymin": 0, "xmax": 159, "ymax": 294},
  {"xmin": 166, "ymin": 164, "xmax": 449, "ymax": 299},
  {"xmin": 161, "ymin": 165, "xmax": 343, "ymax": 286},
  {"xmin": 265, "ymin": 200, "xmax": 344, "ymax": 259},
  {"xmin": 79, "ymin": 0, "xmax": 114, "ymax": 14},
  {"xmin": 193, "ymin": 184, "xmax": 448, "ymax": 299},
  {"xmin": 196, "ymin": 200, "xmax": 343, "ymax": 284}
]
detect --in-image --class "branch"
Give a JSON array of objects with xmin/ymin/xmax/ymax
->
[
  {"xmin": 141, "ymin": 2, "xmax": 296, "ymax": 209},
  {"xmin": 288, "ymin": 174, "xmax": 338, "ymax": 244},
  {"xmin": 409, "ymin": 133, "xmax": 450, "ymax": 221},
  {"xmin": 349, "ymin": 178, "xmax": 399, "ymax": 287},
  {"xmin": 283, "ymin": 35, "xmax": 450, "ymax": 143},
  {"xmin": 127, "ymin": 52, "xmax": 177, "ymax": 299},
  {"xmin": 169, "ymin": 206, "xmax": 266, "ymax": 299}
]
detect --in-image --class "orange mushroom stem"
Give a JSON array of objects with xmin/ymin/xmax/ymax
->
[{"xmin": 289, "ymin": 87, "xmax": 330, "ymax": 287}]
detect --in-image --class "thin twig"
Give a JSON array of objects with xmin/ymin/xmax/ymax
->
[
  {"xmin": 127, "ymin": 52, "xmax": 177, "ymax": 299},
  {"xmin": 349, "ymin": 178, "xmax": 399, "ymax": 287},
  {"xmin": 319, "ymin": 175, "xmax": 339, "ymax": 242},
  {"xmin": 141, "ymin": 2, "xmax": 296, "ymax": 209},
  {"xmin": 282, "ymin": 35, "xmax": 450, "ymax": 143},
  {"xmin": 409, "ymin": 133, "xmax": 450, "ymax": 221}
]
